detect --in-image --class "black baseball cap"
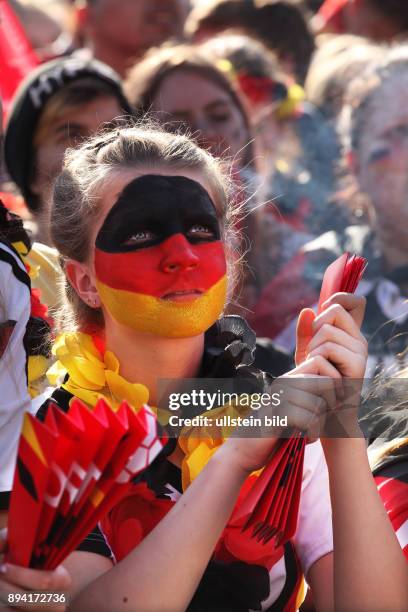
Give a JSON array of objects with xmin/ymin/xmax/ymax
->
[{"xmin": 4, "ymin": 55, "xmax": 132, "ymax": 211}]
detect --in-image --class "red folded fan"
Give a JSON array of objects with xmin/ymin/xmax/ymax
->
[
  {"xmin": 6, "ymin": 398, "xmax": 165, "ymax": 570},
  {"xmin": 317, "ymin": 252, "xmax": 367, "ymax": 314},
  {"xmin": 231, "ymin": 252, "xmax": 367, "ymax": 546}
]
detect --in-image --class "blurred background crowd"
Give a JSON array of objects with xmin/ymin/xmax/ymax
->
[{"xmin": 1, "ymin": 0, "xmax": 408, "ymax": 409}]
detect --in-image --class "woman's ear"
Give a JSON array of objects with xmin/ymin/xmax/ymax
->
[{"xmin": 65, "ymin": 259, "xmax": 101, "ymax": 309}]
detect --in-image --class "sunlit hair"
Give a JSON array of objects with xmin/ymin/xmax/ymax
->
[{"xmin": 51, "ymin": 120, "xmax": 241, "ymax": 331}]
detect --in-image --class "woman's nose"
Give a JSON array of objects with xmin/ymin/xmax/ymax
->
[{"xmin": 160, "ymin": 234, "xmax": 200, "ymax": 273}]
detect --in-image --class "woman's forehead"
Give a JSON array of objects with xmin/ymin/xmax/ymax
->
[
  {"xmin": 104, "ymin": 167, "xmax": 213, "ymax": 205},
  {"xmin": 94, "ymin": 167, "xmax": 217, "ymax": 238},
  {"xmin": 153, "ymin": 69, "xmax": 235, "ymax": 110}
]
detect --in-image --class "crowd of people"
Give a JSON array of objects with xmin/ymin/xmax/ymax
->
[{"xmin": 0, "ymin": 1, "xmax": 407, "ymax": 610}]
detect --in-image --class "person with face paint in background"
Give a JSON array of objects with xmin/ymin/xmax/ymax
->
[
  {"xmin": 1, "ymin": 126, "xmax": 406, "ymax": 612},
  {"xmin": 258, "ymin": 46, "xmax": 408, "ymax": 383}
]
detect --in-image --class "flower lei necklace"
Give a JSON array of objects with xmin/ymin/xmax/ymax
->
[
  {"xmin": 47, "ymin": 331, "xmax": 253, "ymax": 489},
  {"xmin": 47, "ymin": 331, "xmax": 150, "ymax": 412}
]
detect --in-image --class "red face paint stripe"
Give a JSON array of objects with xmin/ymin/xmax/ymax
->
[{"xmin": 94, "ymin": 237, "xmax": 226, "ymax": 297}]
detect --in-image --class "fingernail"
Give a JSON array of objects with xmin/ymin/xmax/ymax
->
[{"xmin": 0, "ymin": 563, "xmax": 7, "ymax": 573}]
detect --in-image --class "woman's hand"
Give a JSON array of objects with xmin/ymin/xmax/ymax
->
[
  {"xmin": 295, "ymin": 293, "xmax": 368, "ymax": 453},
  {"xmin": 0, "ymin": 530, "xmax": 71, "ymax": 611},
  {"xmin": 220, "ymin": 355, "xmax": 340, "ymax": 475},
  {"xmin": 295, "ymin": 293, "xmax": 368, "ymax": 378},
  {"xmin": 221, "ymin": 295, "xmax": 368, "ymax": 476}
]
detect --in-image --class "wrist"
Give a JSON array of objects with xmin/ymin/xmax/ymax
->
[
  {"xmin": 321, "ymin": 435, "xmax": 367, "ymax": 464},
  {"xmin": 217, "ymin": 436, "xmax": 280, "ymax": 477},
  {"xmin": 214, "ymin": 441, "xmax": 253, "ymax": 481}
]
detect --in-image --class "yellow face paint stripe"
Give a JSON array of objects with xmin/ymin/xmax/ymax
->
[{"xmin": 96, "ymin": 275, "xmax": 227, "ymax": 338}]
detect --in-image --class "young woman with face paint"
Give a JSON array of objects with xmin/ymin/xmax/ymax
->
[{"xmin": 1, "ymin": 126, "xmax": 406, "ymax": 612}]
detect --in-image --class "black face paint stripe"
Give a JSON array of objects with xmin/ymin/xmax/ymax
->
[{"xmin": 95, "ymin": 174, "xmax": 221, "ymax": 254}]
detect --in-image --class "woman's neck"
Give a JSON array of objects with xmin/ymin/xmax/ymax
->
[{"xmin": 104, "ymin": 321, "xmax": 205, "ymax": 406}]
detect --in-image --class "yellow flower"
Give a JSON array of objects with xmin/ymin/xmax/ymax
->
[
  {"xmin": 179, "ymin": 400, "xmax": 252, "ymax": 490},
  {"xmin": 27, "ymin": 355, "xmax": 49, "ymax": 398},
  {"xmin": 47, "ymin": 332, "xmax": 150, "ymax": 412}
]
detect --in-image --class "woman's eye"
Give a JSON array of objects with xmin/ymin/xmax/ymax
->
[{"xmin": 123, "ymin": 230, "xmax": 154, "ymax": 245}]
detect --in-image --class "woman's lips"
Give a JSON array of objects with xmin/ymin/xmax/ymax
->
[{"xmin": 161, "ymin": 290, "xmax": 203, "ymax": 302}]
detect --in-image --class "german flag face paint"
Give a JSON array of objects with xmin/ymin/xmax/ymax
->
[{"xmin": 94, "ymin": 174, "xmax": 227, "ymax": 337}]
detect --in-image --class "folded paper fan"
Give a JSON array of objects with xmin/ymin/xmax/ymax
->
[
  {"xmin": 317, "ymin": 252, "xmax": 367, "ymax": 314},
  {"xmin": 7, "ymin": 398, "xmax": 165, "ymax": 569},
  {"xmin": 230, "ymin": 253, "xmax": 367, "ymax": 547}
]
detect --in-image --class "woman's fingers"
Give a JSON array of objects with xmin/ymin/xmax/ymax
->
[
  {"xmin": 295, "ymin": 308, "xmax": 316, "ymax": 365},
  {"xmin": 308, "ymin": 343, "xmax": 367, "ymax": 378},
  {"xmin": 288, "ymin": 354, "xmax": 342, "ymax": 378},
  {"xmin": 313, "ymin": 303, "xmax": 362, "ymax": 341},
  {"xmin": 0, "ymin": 534, "xmax": 70, "ymax": 611},
  {"xmin": 284, "ymin": 355, "xmax": 344, "ymax": 419},
  {"xmin": 277, "ymin": 356, "xmax": 343, "ymax": 437},
  {"xmin": 0, "ymin": 564, "xmax": 71, "ymax": 594},
  {"xmin": 0, "ymin": 579, "xmax": 37, "ymax": 612},
  {"xmin": 0, "ymin": 565, "xmax": 70, "ymax": 612},
  {"xmin": 308, "ymin": 322, "xmax": 368, "ymax": 357},
  {"xmin": 320, "ymin": 293, "xmax": 366, "ymax": 329}
]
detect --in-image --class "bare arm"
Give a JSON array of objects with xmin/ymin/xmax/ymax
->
[
  {"xmin": 69, "ymin": 449, "xmax": 248, "ymax": 611},
  {"xmin": 302, "ymin": 439, "xmax": 408, "ymax": 612},
  {"xmin": 322, "ymin": 438, "xmax": 408, "ymax": 612},
  {"xmin": 306, "ymin": 553, "xmax": 334, "ymax": 612},
  {"xmin": 299, "ymin": 295, "xmax": 407, "ymax": 611}
]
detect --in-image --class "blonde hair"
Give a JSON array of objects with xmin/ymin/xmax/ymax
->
[{"xmin": 51, "ymin": 121, "xmax": 238, "ymax": 331}]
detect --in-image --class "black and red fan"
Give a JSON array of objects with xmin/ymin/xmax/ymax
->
[{"xmin": 6, "ymin": 398, "xmax": 165, "ymax": 569}]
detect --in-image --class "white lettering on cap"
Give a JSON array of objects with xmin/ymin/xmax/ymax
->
[{"xmin": 28, "ymin": 60, "xmax": 88, "ymax": 109}]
